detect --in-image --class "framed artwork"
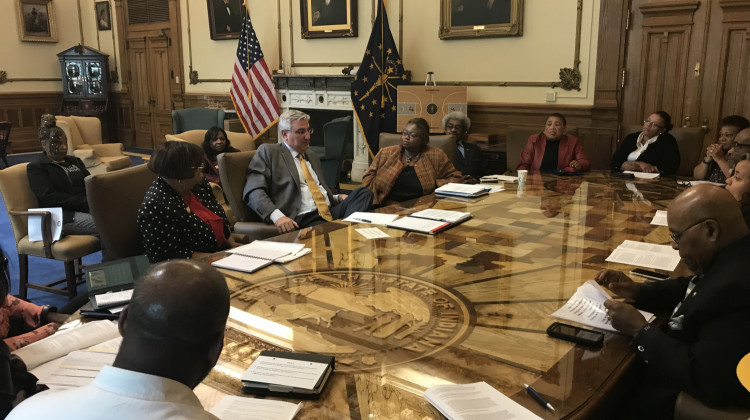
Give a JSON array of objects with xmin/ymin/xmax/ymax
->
[
  {"xmin": 300, "ymin": 0, "xmax": 357, "ymax": 39},
  {"xmin": 439, "ymin": 0, "xmax": 523, "ymax": 40},
  {"xmin": 95, "ymin": 2, "xmax": 111, "ymax": 31},
  {"xmin": 16, "ymin": 0, "xmax": 57, "ymax": 43},
  {"xmin": 207, "ymin": 0, "xmax": 244, "ymax": 40}
]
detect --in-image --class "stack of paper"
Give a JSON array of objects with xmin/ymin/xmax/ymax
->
[
  {"xmin": 481, "ymin": 174, "xmax": 518, "ymax": 183},
  {"xmin": 551, "ymin": 281, "xmax": 654, "ymax": 332},
  {"xmin": 435, "ymin": 183, "xmax": 490, "ymax": 198},
  {"xmin": 210, "ymin": 396, "xmax": 302, "ymax": 420},
  {"xmin": 424, "ymin": 381, "xmax": 542, "ymax": 420},
  {"xmin": 212, "ymin": 241, "xmax": 311, "ymax": 273},
  {"xmin": 605, "ymin": 240, "xmax": 681, "ymax": 271}
]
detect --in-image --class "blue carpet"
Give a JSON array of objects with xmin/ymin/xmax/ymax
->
[{"xmin": 0, "ymin": 151, "xmax": 150, "ymax": 307}]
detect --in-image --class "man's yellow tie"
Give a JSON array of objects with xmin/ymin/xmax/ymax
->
[{"xmin": 298, "ymin": 154, "xmax": 333, "ymax": 221}]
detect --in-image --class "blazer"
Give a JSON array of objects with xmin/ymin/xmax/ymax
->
[
  {"xmin": 632, "ymin": 234, "xmax": 750, "ymax": 410},
  {"xmin": 243, "ymin": 143, "xmax": 336, "ymax": 223},
  {"xmin": 27, "ymin": 155, "xmax": 90, "ymax": 223},
  {"xmin": 362, "ymin": 145, "xmax": 464, "ymax": 205},
  {"xmin": 611, "ymin": 131, "xmax": 681, "ymax": 175},
  {"xmin": 137, "ymin": 177, "xmax": 230, "ymax": 263},
  {"xmin": 454, "ymin": 141, "xmax": 486, "ymax": 178},
  {"xmin": 516, "ymin": 133, "xmax": 590, "ymax": 172}
]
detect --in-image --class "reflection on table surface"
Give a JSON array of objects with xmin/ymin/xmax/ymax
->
[{"xmin": 200, "ymin": 172, "xmax": 685, "ymax": 419}]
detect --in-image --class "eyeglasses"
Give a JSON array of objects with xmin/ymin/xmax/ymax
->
[
  {"xmin": 643, "ymin": 120, "xmax": 665, "ymax": 129},
  {"xmin": 401, "ymin": 130, "xmax": 423, "ymax": 139},
  {"xmin": 293, "ymin": 128, "xmax": 314, "ymax": 135},
  {"xmin": 446, "ymin": 123, "xmax": 466, "ymax": 131},
  {"xmin": 669, "ymin": 218, "xmax": 712, "ymax": 243}
]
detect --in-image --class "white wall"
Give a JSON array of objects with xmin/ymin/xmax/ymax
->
[{"xmin": 2, "ymin": 0, "xmax": 600, "ymax": 106}]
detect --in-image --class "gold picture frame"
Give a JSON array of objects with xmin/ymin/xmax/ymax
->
[
  {"xmin": 440, "ymin": 0, "xmax": 523, "ymax": 40},
  {"xmin": 16, "ymin": 0, "xmax": 57, "ymax": 43},
  {"xmin": 300, "ymin": 0, "xmax": 357, "ymax": 39}
]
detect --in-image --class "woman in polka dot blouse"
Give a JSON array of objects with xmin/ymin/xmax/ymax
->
[{"xmin": 137, "ymin": 141, "xmax": 241, "ymax": 263}]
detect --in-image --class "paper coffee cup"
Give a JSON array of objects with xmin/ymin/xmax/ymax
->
[{"xmin": 517, "ymin": 170, "xmax": 528, "ymax": 184}]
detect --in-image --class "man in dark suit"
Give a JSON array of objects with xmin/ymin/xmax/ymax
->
[
  {"xmin": 443, "ymin": 111, "xmax": 485, "ymax": 183},
  {"xmin": 213, "ymin": 0, "xmax": 242, "ymax": 33},
  {"xmin": 311, "ymin": 0, "xmax": 347, "ymax": 26},
  {"xmin": 243, "ymin": 110, "xmax": 372, "ymax": 233},
  {"xmin": 595, "ymin": 184, "xmax": 750, "ymax": 419}
]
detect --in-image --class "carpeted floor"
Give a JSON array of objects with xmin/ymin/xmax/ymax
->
[{"xmin": 0, "ymin": 149, "xmax": 149, "ymax": 308}]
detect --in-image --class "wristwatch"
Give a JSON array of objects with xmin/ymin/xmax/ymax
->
[{"xmin": 703, "ymin": 159, "xmax": 712, "ymax": 164}]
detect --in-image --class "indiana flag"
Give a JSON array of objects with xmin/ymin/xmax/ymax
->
[
  {"xmin": 230, "ymin": 4, "xmax": 279, "ymax": 139},
  {"xmin": 351, "ymin": 0, "xmax": 406, "ymax": 157}
]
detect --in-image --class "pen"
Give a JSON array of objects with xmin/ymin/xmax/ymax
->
[
  {"xmin": 354, "ymin": 218, "xmax": 372, "ymax": 223},
  {"xmin": 524, "ymin": 384, "xmax": 555, "ymax": 412}
]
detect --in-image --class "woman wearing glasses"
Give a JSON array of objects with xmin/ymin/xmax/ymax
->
[
  {"xmin": 362, "ymin": 117, "xmax": 463, "ymax": 205},
  {"xmin": 137, "ymin": 141, "xmax": 240, "ymax": 263},
  {"xmin": 611, "ymin": 111, "xmax": 680, "ymax": 174},
  {"xmin": 693, "ymin": 115, "xmax": 749, "ymax": 183}
]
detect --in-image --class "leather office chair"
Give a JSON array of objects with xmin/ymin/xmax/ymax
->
[
  {"xmin": 505, "ymin": 126, "xmax": 579, "ymax": 173},
  {"xmin": 85, "ymin": 164, "xmax": 157, "ymax": 260},
  {"xmin": 0, "ymin": 122, "xmax": 10, "ymax": 168},
  {"xmin": 623, "ymin": 125, "xmax": 703, "ymax": 177},
  {"xmin": 0, "ymin": 163, "xmax": 100, "ymax": 300},
  {"xmin": 316, "ymin": 115, "xmax": 352, "ymax": 190},
  {"xmin": 217, "ymin": 151, "xmax": 278, "ymax": 241},
  {"xmin": 378, "ymin": 132, "xmax": 457, "ymax": 162},
  {"xmin": 164, "ymin": 129, "xmax": 257, "ymax": 151},
  {"xmin": 673, "ymin": 391, "xmax": 750, "ymax": 420},
  {"xmin": 171, "ymin": 108, "xmax": 225, "ymax": 134}
]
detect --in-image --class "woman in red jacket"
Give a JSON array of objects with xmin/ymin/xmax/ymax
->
[{"xmin": 517, "ymin": 113, "xmax": 590, "ymax": 173}]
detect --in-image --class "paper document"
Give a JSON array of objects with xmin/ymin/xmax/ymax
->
[
  {"xmin": 211, "ymin": 254, "xmax": 273, "ymax": 274},
  {"xmin": 13, "ymin": 320, "xmax": 120, "ymax": 370},
  {"xmin": 481, "ymin": 174, "xmax": 518, "ymax": 183},
  {"xmin": 605, "ymin": 240, "xmax": 681, "ymax": 271},
  {"xmin": 552, "ymin": 281, "xmax": 654, "ymax": 332},
  {"xmin": 242, "ymin": 355, "xmax": 330, "ymax": 390},
  {"xmin": 651, "ymin": 210, "xmax": 668, "ymax": 226},
  {"xmin": 677, "ymin": 180, "xmax": 725, "ymax": 187},
  {"xmin": 210, "ymin": 396, "xmax": 302, "ymax": 420},
  {"xmin": 357, "ymin": 227, "xmax": 390, "ymax": 239},
  {"xmin": 388, "ymin": 217, "xmax": 451, "ymax": 234},
  {"xmin": 410, "ymin": 209, "xmax": 471, "ymax": 223},
  {"xmin": 229, "ymin": 240, "xmax": 305, "ymax": 260},
  {"xmin": 435, "ymin": 183, "xmax": 490, "ymax": 197},
  {"xmin": 93, "ymin": 289, "xmax": 133, "ymax": 308},
  {"xmin": 343, "ymin": 212, "xmax": 399, "ymax": 225},
  {"xmin": 28, "ymin": 207, "xmax": 63, "ymax": 242},
  {"xmin": 623, "ymin": 171, "xmax": 660, "ymax": 179},
  {"xmin": 424, "ymin": 381, "xmax": 542, "ymax": 420}
]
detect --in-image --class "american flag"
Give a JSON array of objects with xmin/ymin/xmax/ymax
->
[{"xmin": 230, "ymin": 7, "xmax": 279, "ymax": 139}]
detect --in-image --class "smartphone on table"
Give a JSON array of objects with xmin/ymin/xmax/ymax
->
[
  {"xmin": 630, "ymin": 268, "xmax": 669, "ymax": 281},
  {"xmin": 547, "ymin": 322, "xmax": 604, "ymax": 347}
]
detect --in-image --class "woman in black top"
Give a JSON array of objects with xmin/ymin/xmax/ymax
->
[
  {"xmin": 26, "ymin": 114, "xmax": 99, "ymax": 238},
  {"xmin": 201, "ymin": 126, "xmax": 239, "ymax": 185},
  {"xmin": 611, "ymin": 111, "xmax": 681, "ymax": 175}
]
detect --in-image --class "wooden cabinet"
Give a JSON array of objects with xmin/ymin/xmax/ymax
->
[{"xmin": 57, "ymin": 45, "xmax": 109, "ymax": 116}]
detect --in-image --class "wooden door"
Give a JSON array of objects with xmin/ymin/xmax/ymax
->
[{"xmin": 127, "ymin": 35, "xmax": 172, "ymax": 149}]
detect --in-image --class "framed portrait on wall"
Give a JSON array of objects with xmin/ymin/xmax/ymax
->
[
  {"xmin": 300, "ymin": 0, "xmax": 357, "ymax": 39},
  {"xmin": 207, "ymin": 0, "xmax": 244, "ymax": 40},
  {"xmin": 15, "ymin": 0, "xmax": 58, "ymax": 42},
  {"xmin": 439, "ymin": 0, "xmax": 523, "ymax": 40},
  {"xmin": 95, "ymin": 2, "xmax": 111, "ymax": 31}
]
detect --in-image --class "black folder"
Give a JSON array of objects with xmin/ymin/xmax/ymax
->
[{"xmin": 241, "ymin": 350, "xmax": 335, "ymax": 400}]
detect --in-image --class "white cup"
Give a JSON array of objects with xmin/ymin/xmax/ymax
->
[{"xmin": 517, "ymin": 170, "xmax": 528, "ymax": 184}]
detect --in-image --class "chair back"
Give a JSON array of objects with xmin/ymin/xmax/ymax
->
[
  {"xmin": 319, "ymin": 116, "xmax": 352, "ymax": 187},
  {"xmin": 505, "ymin": 126, "xmax": 578, "ymax": 173},
  {"xmin": 0, "ymin": 163, "xmax": 37, "ymax": 243},
  {"xmin": 0, "ymin": 122, "xmax": 11, "ymax": 166},
  {"xmin": 218, "ymin": 151, "xmax": 264, "ymax": 223},
  {"xmin": 85, "ymin": 164, "xmax": 157, "ymax": 260},
  {"xmin": 171, "ymin": 108, "xmax": 225, "ymax": 134},
  {"xmin": 378, "ymin": 132, "xmax": 456, "ymax": 162}
]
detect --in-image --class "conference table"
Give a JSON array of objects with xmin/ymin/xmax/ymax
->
[{"xmin": 198, "ymin": 172, "xmax": 686, "ymax": 419}]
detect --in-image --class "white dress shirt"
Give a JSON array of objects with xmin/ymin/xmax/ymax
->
[{"xmin": 7, "ymin": 366, "xmax": 218, "ymax": 420}]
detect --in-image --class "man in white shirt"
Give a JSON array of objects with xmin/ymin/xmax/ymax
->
[{"xmin": 8, "ymin": 260, "xmax": 230, "ymax": 419}]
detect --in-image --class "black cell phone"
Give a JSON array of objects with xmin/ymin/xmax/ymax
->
[
  {"xmin": 611, "ymin": 171, "xmax": 635, "ymax": 179},
  {"xmin": 547, "ymin": 322, "xmax": 604, "ymax": 347},
  {"xmin": 630, "ymin": 268, "xmax": 669, "ymax": 281}
]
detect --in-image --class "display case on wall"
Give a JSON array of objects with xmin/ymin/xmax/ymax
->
[{"xmin": 57, "ymin": 45, "xmax": 109, "ymax": 116}]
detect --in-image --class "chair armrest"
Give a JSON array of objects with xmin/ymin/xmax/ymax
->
[
  {"xmin": 230, "ymin": 233, "xmax": 250, "ymax": 244},
  {"xmin": 72, "ymin": 149, "xmax": 103, "ymax": 168},
  {"xmin": 9, "ymin": 210, "xmax": 54, "ymax": 258},
  {"xmin": 232, "ymin": 222, "xmax": 278, "ymax": 242},
  {"xmin": 674, "ymin": 391, "xmax": 750, "ymax": 420},
  {"xmin": 90, "ymin": 143, "xmax": 125, "ymax": 157}
]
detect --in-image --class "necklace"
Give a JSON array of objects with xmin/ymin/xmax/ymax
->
[{"xmin": 404, "ymin": 151, "xmax": 421, "ymax": 164}]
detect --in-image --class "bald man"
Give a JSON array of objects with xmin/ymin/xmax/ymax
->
[
  {"xmin": 8, "ymin": 260, "xmax": 229, "ymax": 419},
  {"xmin": 595, "ymin": 185, "xmax": 750, "ymax": 418}
]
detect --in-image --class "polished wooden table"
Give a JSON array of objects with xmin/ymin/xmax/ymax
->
[{"xmin": 199, "ymin": 172, "xmax": 685, "ymax": 419}]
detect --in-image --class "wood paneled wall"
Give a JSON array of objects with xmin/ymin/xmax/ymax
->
[{"xmin": 0, "ymin": 93, "xmax": 63, "ymax": 152}]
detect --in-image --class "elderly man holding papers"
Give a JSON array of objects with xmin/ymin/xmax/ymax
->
[{"xmin": 594, "ymin": 184, "xmax": 750, "ymax": 419}]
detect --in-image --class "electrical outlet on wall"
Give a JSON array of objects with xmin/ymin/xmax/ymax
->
[{"xmin": 546, "ymin": 91, "xmax": 557, "ymax": 102}]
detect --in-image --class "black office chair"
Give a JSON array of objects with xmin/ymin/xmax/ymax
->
[{"xmin": 317, "ymin": 116, "xmax": 352, "ymax": 191}]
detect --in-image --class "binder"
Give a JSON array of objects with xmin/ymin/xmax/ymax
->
[{"xmin": 241, "ymin": 350, "xmax": 335, "ymax": 399}]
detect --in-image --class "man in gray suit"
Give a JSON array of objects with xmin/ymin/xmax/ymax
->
[{"xmin": 243, "ymin": 110, "xmax": 373, "ymax": 233}]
